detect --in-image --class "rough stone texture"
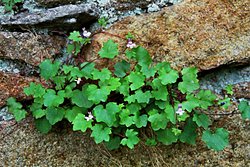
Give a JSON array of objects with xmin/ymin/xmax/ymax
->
[
  {"xmin": 199, "ymin": 65, "xmax": 250, "ymax": 95},
  {"xmin": 36, "ymin": 0, "xmax": 81, "ymax": 8},
  {"xmin": 233, "ymin": 82, "xmax": 250, "ymax": 99},
  {"xmin": 85, "ymin": 0, "xmax": 250, "ymax": 71},
  {"xmin": 0, "ymin": 32, "xmax": 66, "ymax": 66},
  {"xmin": 0, "ymin": 3, "xmax": 99, "ymax": 31},
  {"xmin": 0, "ymin": 106, "xmax": 249, "ymax": 166},
  {"xmin": 0, "ymin": 72, "xmax": 41, "ymax": 107}
]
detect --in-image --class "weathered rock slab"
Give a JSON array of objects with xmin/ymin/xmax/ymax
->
[
  {"xmin": 0, "ymin": 3, "xmax": 99, "ymax": 31},
  {"xmin": 86, "ymin": 0, "xmax": 250, "ymax": 71},
  {"xmin": 0, "ymin": 72, "xmax": 42, "ymax": 107},
  {"xmin": 0, "ymin": 111, "xmax": 249, "ymax": 166},
  {"xmin": 0, "ymin": 32, "xmax": 66, "ymax": 66}
]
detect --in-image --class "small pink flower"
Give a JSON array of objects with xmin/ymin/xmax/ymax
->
[
  {"xmin": 75, "ymin": 78, "xmax": 81, "ymax": 84},
  {"xmin": 85, "ymin": 112, "xmax": 94, "ymax": 121},
  {"xmin": 126, "ymin": 40, "xmax": 136, "ymax": 49},
  {"xmin": 176, "ymin": 104, "xmax": 185, "ymax": 116},
  {"xmin": 82, "ymin": 28, "xmax": 91, "ymax": 38}
]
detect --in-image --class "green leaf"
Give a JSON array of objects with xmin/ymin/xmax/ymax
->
[
  {"xmin": 52, "ymin": 76, "xmax": 66, "ymax": 90},
  {"xmin": 7, "ymin": 97, "xmax": 27, "ymax": 122},
  {"xmin": 218, "ymin": 98, "xmax": 231, "ymax": 109},
  {"xmin": 133, "ymin": 114, "xmax": 148, "ymax": 128},
  {"xmin": 86, "ymin": 84, "xmax": 110, "ymax": 104},
  {"xmin": 202, "ymin": 128, "xmax": 229, "ymax": 151},
  {"xmin": 127, "ymin": 72, "xmax": 145, "ymax": 90},
  {"xmin": 238, "ymin": 100, "xmax": 250, "ymax": 120},
  {"xmin": 121, "ymin": 129, "xmax": 140, "ymax": 149},
  {"xmin": 155, "ymin": 62, "xmax": 171, "ymax": 71},
  {"xmin": 91, "ymin": 124, "xmax": 112, "ymax": 144},
  {"xmin": 81, "ymin": 62, "xmax": 96, "ymax": 79},
  {"xmin": 177, "ymin": 112, "xmax": 189, "ymax": 122},
  {"xmin": 156, "ymin": 128, "xmax": 178, "ymax": 145},
  {"xmin": 64, "ymin": 83, "xmax": 76, "ymax": 98},
  {"xmin": 93, "ymin": 103, "xmax": 120, "ymax": 127},
  {"xmin": 141, "ymin": 66, "xmax": 156, "ymax": 78},
  {"xmin": 72, "ymin": 113, "xmax": 93, "ymax": 132},
  {"xmin": 124, "ymin": 94, "xmax": 136, "ymax": 103},
  {"xmin": 45, "ymin": 107, "xmax": 65, "ymax": 125},
  {"xmin": 30, "ymin": 98, "xmax": 44, "ymax": 119},
  {"xmin": 39, "ymin": 59, "xmax": 60, "ymax": 80},
  {"xmin": 134, "ymin": 46, "xmax": 152, "ymax": 67},
  {"xmin": 134, "ymin": 90, "xmax": 151, "ymax": 103},
  {"xmin": 193, "ymin": 113, "xmax": 211, "ymax": 129},
  {"xmin": 164, "ymin": 104, "xmax": 176, "ymax": 124},
  {"xmin": 114, "ymin": 60, "xmax": 131, "ymax": 77},
  {"xmin": 151, "ymin": 78, "xmax": 162, "ymax": 89},
  {"xmin": 92, "ymin": 68, "xmax": 111, "ymax": 81},
  {"xmin": 172, "ymin": 128, "xmax": 182, "ymax": 136},
  {"xmin": 65, "ymin": 106, "xmax": 86, "ymax": 123},
  {"xmin": 34, "ymin": 117, "xmax": 52, "ymax": 134},
  {"xmin": 179, "ymin": 118, "xmax": 197, "ymax": 145},
  {"xmin": 225, "ymin": 85, "xmax": 233, "ymax": 95},
  {"xmin": 145, "ymin": 138, "xmax": 157, "ymax": 146},
  {"xmin": 104, "ymin": 136, "xmax": 121, "ymax": 150},
  {"xmin": 71, "ymin": 89, "xmax": 93, "ymax": 108},
  {"xmin": 118, "ymin": 79, "xmax": 130, "ymax": 96},
  {"xmin": 182, "ymin": 100, "xmax": 199, "ymax": 112},
  {"xmin": 155, "ymin": 100, "xmax": 168, "ymax": 110},
  {"xmin": 148, "ymin": 110, "xmax": 169, "ymax": 131},
  {"xmin": 196, "ymin": 90, "xmax": 217, "ymax": 109},
  {"xmin": 98, "ymin": 39, "xmax": 119, "ymax": 59},
  {"xmin": 98, "ymin": 17, "xmax": 108, "ymax": 27},
  {"xmin": 43, "ymin": 89, "xmax": 64, "ymax": 107},
  {"xmin": 125, "ymin": 49, "xmax": 136, "ymax": 59},
  {"xmin": 158, "ymin": 68, "xmax": 179, "ymax": 85},
  {"xmin": 66, "ymin": 43, "xmax": 75, "ymax": 54},
  {"xmin": 32, "ymin": 109, "xmax": 45, "ymax": 119},
  {"xmin": 152, "ymin": 85, "xmax": 168, "ymax": 101},
  {"xmin": 99, "ymin": 77, "xmax": 121, "ymax": 91},
  {"xmin": 68, "ymin": 31, "xmax": 82, "ymax": 42},
  {"xmin": 119, "ymin": 109, "xmax": 134, "ymax": 127},
  {"xmin": 178, "ymin": 80, "xmax": 199, "ymax": 94},
  {"xmin": 24, "ymin": 82, "xmax": 45, "ymax": 98},
  {"xmin": 178, "ymin": 67, "xmax": 199, "ymax": 93}
]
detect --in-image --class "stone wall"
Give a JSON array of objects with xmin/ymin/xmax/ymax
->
[{"xmin": 0, "ymin": 0, "xmax": 249, "ymax": 166}]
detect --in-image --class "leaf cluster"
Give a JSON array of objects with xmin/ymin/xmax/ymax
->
[{"xmin": 7, "ymin": 36, "xmax": 242, "ymax": 151}]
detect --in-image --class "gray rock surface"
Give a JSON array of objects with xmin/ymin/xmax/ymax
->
[
  {"xmin": 0, "ymin": 3, "xmax": 100, "ymax": 31},
  {"xmin": 0, "ymin": 0, "xmax": 181, "ymax": 31},
  {"xmin": 200, "ymin": 66, "xmax": 250, "ymax": 94}
]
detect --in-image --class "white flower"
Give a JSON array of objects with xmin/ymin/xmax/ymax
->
[
  {"xmin": 82, "ymin": 27, "xmax": 91, "ymax": 38},
  {"xmin": 75, "ymin": 78, "xmax": 81, "ymax": 84},
  {"xmin": 85, "ymin": 112, "xmax": 94, "ymax": 121},
  {"xmin": 126, "ymin": 41, "xmax": 136, "ymax": 49},
  {"xmin": 176, "ymin": 104, "xmax": 185, "ymax": 116}
]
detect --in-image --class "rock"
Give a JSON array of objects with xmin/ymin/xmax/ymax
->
[
  {"xmin": 0, "ymin": 32, "xmax": 66, "ymax": 66},
  {"xmin": 199, "ymin": 65, "xmax": 250, "ymax": 94},
  {"xmin": 85, "ymin": 0, "xmax": 250, "ymax": 71},
  {"xmin": 0, "ymin": 108, "xmax": 249, "ymax": 166},
  {"xmin": 0, "ymin": 72, "xmax": 43, "ymax": 107},
  {"xmin": 233, "ymin": 82, "xmax": 250, "ymax": 99},
  {"xmin": 0, "ymin": 3, "xmax": 100, "ymax": 31},
  {"xmin": 35, "ymin": 0, "xmax": 81, "ymax": 8}
]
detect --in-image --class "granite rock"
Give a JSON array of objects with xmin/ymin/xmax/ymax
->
[
  {"xmin": 0, "ymin": 3, "xmax": 99, "ymax": 31},
  {"xmin": 0, "ymin": 32, "xmax": 66, "ymax": 66},
  {"xmin": 0, "ymin": 106, "xmax": 249, "ymax": 166},
  {"xmin": 84, "ymin": 0, "xmax": 250, "ymax": 71},
  {"xmin": 0, "ymin": 72, "xmax": 44, "ymax": 107},
  {"xmin": 35, "ymin": 0, "xmax": 81, "ymax": 8}
]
